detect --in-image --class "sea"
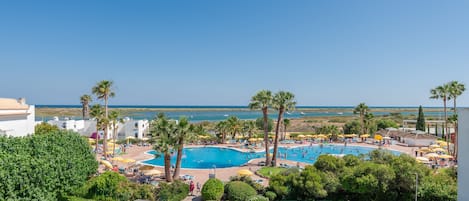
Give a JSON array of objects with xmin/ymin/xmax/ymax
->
[{"xmin": 35, "ymin": 105, "xmax": 449, "ymax": 122}]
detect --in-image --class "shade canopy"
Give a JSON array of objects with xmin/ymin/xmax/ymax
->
[
  {"xmin": 101, "ymin": 160, "xmax": 113, "ymax": 169},
  {"xmin": 425, "ymin": 153, "xmax": 439, "ymax": 158},
  {"xmin": 432, "ymin": 148, "xmax": 446, "ymax": 153},
  {"xmin": 360, "ymin": 134, "xmax": 370, "ymax": 138},
  {"xmin": 111, "ymin": 157, "xmax": 124, "ymax": 162},
  {"xmin": 438, "ymin": 154, "xmax": 453, "ymax": 159},
  {"xmin": 142, "ymin": 169, "xmax": 162, "ymax": 175},
  {"xmin": 416, "ymin": 157, "xmax": 430, "ymax": 163},
  {"xmin": 429, "ymin": 144, "xmax": 440, "ymax": 148},
  {"xmin": 237, "ymin": 169, "xmax": 253, "ymax": 176}
]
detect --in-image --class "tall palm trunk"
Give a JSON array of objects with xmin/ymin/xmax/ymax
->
[
  {"xmin": 164, "ymin": 152, "xmax": 173, "ymax": 182},
  {"xmin": 112, "ymin": 124, "xmax": 117, "ymax": 156},
  {"xmin": 262, "ymin": 107, "xmax": 271, "ymax": 166},
  {"xmin": 95, "ymin": 121, "xmax": 99, "ymax": 154},
  {"xmin": 453, "ymin": 98, "xmax": 458, "ymax": 158},
  {"xmin": 173, "ymin": 137, "xmax": 184, "ymax": 180},
  {"xmin": 360, "ymin": 113, "xmax": 364, "ymax": 136},
  {"xmin": 272, "ymin": 108, "xmax": 284, "ymax": 167},
  {"xmin": 103, "ymin": 96, "xmax": 108, "ymax": 159},
  {"xmin": 443, "ymin": 98, "xmax": 450, "ymax": 154}
]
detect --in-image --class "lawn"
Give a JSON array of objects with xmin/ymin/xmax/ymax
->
[{"xmin": 256, "ymin": 167, "xmax": 286, "ymax": 178}]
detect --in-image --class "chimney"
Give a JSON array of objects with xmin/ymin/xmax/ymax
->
[{"xmin": 18, "ymin": 98, "xmax": 26, "ymax": 105}]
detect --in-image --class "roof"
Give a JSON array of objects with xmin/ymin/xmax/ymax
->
[{"xmin": 0, "ymin": 98, "xmax": 29, "ymax": 110}]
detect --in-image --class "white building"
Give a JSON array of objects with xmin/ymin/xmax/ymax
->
[
  {"xmin": 458, "ymin": 108, "xmax": 469, "ymax": 201},
  {"xmin": 0, "ymin": 98, "xmax": 35, "ymax": 137},
  {"xmin": 47, "ymin": 117, "xmax": 85, "ymax": 132}
]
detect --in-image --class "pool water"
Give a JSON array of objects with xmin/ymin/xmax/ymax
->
[{"xmin": 141, "ymin": 145, "xmax": 400, "ymax": 169}]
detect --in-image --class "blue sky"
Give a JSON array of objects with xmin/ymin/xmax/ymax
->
[{"xmin": 1, "ymin": 1, "xmax": 468, "ymax": 106}]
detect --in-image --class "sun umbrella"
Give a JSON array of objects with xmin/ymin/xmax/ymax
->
[
  {"xmin": 141, "ymin": 137, "xmax": 150, "ymax": 141},
  {"xmin": 361, "ymin": 134, "xmax": 370, "ymax": 138},
  {"xmin": 142, "ymin": 169, "xmax": 162, "ymax": 176},
  {"xmin": 316, "ymin": 134, "xmax": 327, "ymax": 139},
  {"xmin": 419, "ymin": 147, "xmax": 431, "ymax": 153},
  {"xmin": 425, "ymin": 153, "xmax": 439, "ymax": 158},
  {"xmin": 305, "ymin": 134, "xmax": 313, "ymax": 138},
  {"xmin": 248, "ymin": 138, "xmax": 258, "ymax": 142},
  {"xmin": 237, "ymin": 169, "xmax": 253, "ymax": 176},
  {"xmin": 432, "ymin": 148, "xmax": 447, "ymax": 153},
  {"xmin": 101, "ymin": 160, "xmax": 113, "ymax": 169},
  {"xmin": 111, "ymin": 156, "xmax": 124, "ymax": 162},
  {"xmin": 338, "ymin": 134, "xmax": 345, "ymax": 138},
  {"xmin": 139, "ymin": 165, "xmax": 156, "ymax": 171},
  {"xmin": 297, "ymin": 134, "xmax": 305, "ymax": 138},
  {"xmin": 256, "ymin": 138, "xmax": 264, "ymax": 141},
  {"xmin": 126, "ymin": 136, "xmax": 135, "ymax": 144},
  {"xmin": 438, "ymin": 154, "xmax": 453, "ymax": 159},
  {"xmin": 122, "ymin": 158, "xmax": 136, "ymax": 163},
  {"xmin": 416, "ymin": 157, "xmax": 430, "ymax": 163},
  {"xmin": 429, "ymin": 144, "xmax": 440, "ymax": 148}
]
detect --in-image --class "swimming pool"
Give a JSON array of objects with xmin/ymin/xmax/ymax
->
[{"xmin": 141, "ymin": 145, "xmax": 401, "ymax": 169}]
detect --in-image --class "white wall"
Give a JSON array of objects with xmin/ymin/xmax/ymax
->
[
  {"xmin": 458, "ymin": 108, "xmax": 469, "ymax": 201},
  {"xmin": 0, "ymin": 105, "xmax": 35, "ymax": 137},
  {"xmin": 48, "ymin": 119, "xmax": 85, "ymax": 132}
]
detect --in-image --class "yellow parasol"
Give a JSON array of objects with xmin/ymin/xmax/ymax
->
[
  {"xmin": 142, "ymin": 169, "xmax": 162, "ymax": 176},
  {"xmin": 361, "ymin": 134, "xmax": 370, "ymax": 138},
  {"xmin": 256, "ymin": 138, "xmax": 264, "ymax": 141},
  {"xmin": 316, "ymin": 134, "xmax": 327, "ymax": 139},
  {"xmin": 416, "ymin": 157, "xmax": 430, "ymax": 163},
  {"xmin": 139, "ymin": 165, "xmax": 156, "ymax": 171},
  {"xmin": 237, "ymin": 169, "xmax": 253, "ymax": 176},
  {"xmin": 438, "ymin": 154, "xmax": 453, "ymax": 159},
  {"xmin": 432, "ymin": 148, "xmax": 447, "ymax": 153},
  {"xmin": 101, "ymin": 160, "xmax": 113, "ymax": 169},
  {"xmin": 111, "ymin": 156, "xmax": 124, "ymax": 162},
  {"xmin": 429, "ymin": 144, "xmax": 440, "ymax": 148},
  {"xmin": 141, "ymin": 137, "xmax": 150, "ymax": 141},
  {"xmin": 297, "ymin": 134, "xmax": 305, "ymax": 138},
  {"xmin": 248, "ymin": 138, "xmax": 258, "ymax": 142},
  {"xmin": 425, "ymin": 153, "xmax": 439, "ymax": 158},
  {"xmin": 374, "ymin": 134, "xmax": 382, "ymax": 141},
  {"xmin": 122, "ymin": 158, "xmax": 136, "ymax": 163}
]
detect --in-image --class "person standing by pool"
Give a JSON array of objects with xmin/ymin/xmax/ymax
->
[
  {"xmin": 196, "ymin": 182, "xmax": 201, "ymax": 194},
  {"xmin": 189, "ymin": 180, "xmax": 195, "ymax": 196}
]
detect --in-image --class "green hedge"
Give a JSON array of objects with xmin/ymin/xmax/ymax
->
[
  {"xmin": 202, "ymin": 178, "xmax": 224, "ymax": 201},
  {"xmin": 0, "ymin": 131, "xmax": 98, "ymax": 200},
  {"xmin": 264, "ymin": 191, "xmax": 276, "ymax": 201},
  {"xmin": 157, "ymin": 180, "xmax": 189, "ymax": 201},
  {"xmin": 247, "ymin": 195, "xmax": 269, "ymax": 201},
  {"xmin": 225, "ymin": 181, "xmax": 258, "ymax": 201}
]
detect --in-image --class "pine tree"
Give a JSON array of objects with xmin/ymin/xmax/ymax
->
[{"xmin": 416, "ymin": 105, "xmax": 426, "ymax": 132}]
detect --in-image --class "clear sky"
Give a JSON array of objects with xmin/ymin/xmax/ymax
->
[{"xmin": 1, "ymin": 0, "xmax": 468, "ymax": 106}]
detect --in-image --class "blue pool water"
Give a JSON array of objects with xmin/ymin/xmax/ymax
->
[{"xmin": 141, "ymin": 145, "xmax": 401, "ymax": 169}]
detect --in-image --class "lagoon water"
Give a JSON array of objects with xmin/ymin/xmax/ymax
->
[{"xmin": 36, "ymin": 105, "xmax": 447, "ymax": 122}]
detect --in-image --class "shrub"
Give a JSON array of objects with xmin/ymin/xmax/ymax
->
[
  {"xmin": 264, "ymin": 191, "xmax": 276, "ymax": 201},
  {"xmin": 229, "ymin": 176, "xmax": 265, "ymax": 193},
  {"xmin": 202, "ymin": 178, "xmax": 224, "ymax": 201},
  {"xmin": 0, "ymin": 131, "xmax": 98, "ymax": 200},
  {"xmin": 247, "ymin": 195, "xmax": 269, "ymax": 201},
  {"xmin": 157, "ymin": 180, "xmax": 189, "ymax": 201},
  {"xmin": 225, "ymin": 181, "xmax": 257, "ymax": 201}
]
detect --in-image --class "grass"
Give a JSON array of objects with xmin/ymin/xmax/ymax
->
[{"xmin": 257, "ymin": 167, "xmax": 286, "ymax": 178}]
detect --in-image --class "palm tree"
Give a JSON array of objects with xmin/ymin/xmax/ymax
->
[
  {"xmin": 353, "ymin": 103, "xmax": 369, "ymax": 136},
  {"xmin": 89, "ymin": 104, "xmax": 104, "ymax": 153},
  {"xmin": 249, "ymin": 90, "xmax": 273, "ymax": 166},
  {"xmin": 108, "ymin": 110, "xmax": 123, "ymax": 156},
  {"xmin": 92, "ymin": 80, "xmax": 115, "ymax": 159},
  {"xmin": 150, "ymin": 113, "xmax": 177, "ymax": 182},
  {"xmin": 173, "ymin": 116, "xmax": 193, "ymax": 180},
  {"xmin": 448, "ymin": 81, "xmax": 465, "ymax": 158},
  {"xmin": 364, "ymin": 113, "xmax": 374, "ymax": 134},
  {"xmin": 227, "ymin": 116, "xmax": 241, "ymax": 140},
  {"xmin": 272, "ymin": 91, "xmax": 296, "ymax": 167},
  {"xmin": 80, "ymin": 94, "xmax": 92, "ymax": 120},
  {"xmin": 430, "ymin": 83, "xmax": 451, "ymax": 152},
  {"xmin": 243, "ymin": 120, "xmax": 257, "ymax": 140},
  {"xmin": 282, "ymin": 118, "xmax": 290, "ymax": 141},
  {"xmin": 215, "ymin": 121, "xmax": 229, "ymax": 143}
]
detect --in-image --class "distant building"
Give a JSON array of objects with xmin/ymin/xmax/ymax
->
[
  {"xmin": 0, "ymin": 98, "xmax": 35, "ymax": 137},
  {"xmin": 47, "ymin": 117, "xmax": 85, "ymax": 132},
  {"xmin": 45, "ymin": 117, "xmax": 150, "ymax": 140}
]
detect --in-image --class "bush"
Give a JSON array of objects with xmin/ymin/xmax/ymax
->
[
  {"xmin": 78, "ymin": 171, "xmax": 155, "ymax": 201},
  {"xmin": 0, "ymin": 131, "xmax": 98, "ymax": 200},
  {"xmin": 229, "ymin": 176, "xmax": 265, "ymax": 193},
  {"xmin": 157, "ymin": 180, "xmax": 189, "ymax": 201},
  {"xmin": 264, "ymin": 191, "xmax": 276, "ymax": 201},
  {"xmin": 225, "ymin": 181, "xmax": 258, "ymax": 201},
  {"xmin": 202, "ymin": 178, "xmax": 224, "ymax": 201},
  {"xmin": 247, "ymin": 195, "xmax": 269, "ymax": 201}
]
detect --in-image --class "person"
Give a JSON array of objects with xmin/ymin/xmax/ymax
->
[
  {"xmin": 196, "ymin": 182, "xmax": 201, "ymax": 193},
  {"xmin": 189, "ymin": 181, "xmax": 195, "ymax": 196}
]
